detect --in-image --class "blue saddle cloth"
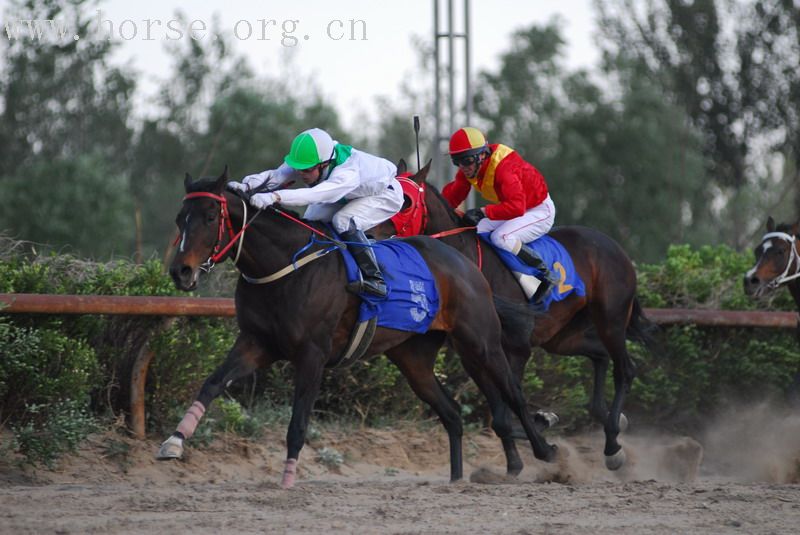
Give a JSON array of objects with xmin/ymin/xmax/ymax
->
[
  {"xmin": 337, "ymin": 238, "xmax": 439, "ymax": 333},
  {"xmin": 479, "ymin": 233, "xmax": 586, "ymax": 310}
]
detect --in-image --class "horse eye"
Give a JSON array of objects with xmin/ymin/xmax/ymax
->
[{"xmin": 206, "ymin": 211, "xmax": 217, "ymax": 222}]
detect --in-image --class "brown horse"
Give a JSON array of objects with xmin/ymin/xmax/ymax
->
[
  {"xmin": 744, "ymin": 217, "xmax": 800, "ymax": 305},
  {"xmin": 373, "ymin": 160, "xmax": 654, "ymax": 471},
  {"xmin": 156, "ymin": 167, "xmax": 557, "ymax": 488},
  {"xmin": 743, "ymin": 216, "xmax": 800, "ymax": 401}
]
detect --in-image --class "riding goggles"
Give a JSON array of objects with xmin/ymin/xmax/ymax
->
[{"xmin": 451, "ymin": 154, "xmax": 480, "ymax": 167}]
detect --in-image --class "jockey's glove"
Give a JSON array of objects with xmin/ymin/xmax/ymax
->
[
  {"xmin": 463, "ymin": 208, "xmax": 486, "ymax": 227},
  {"xmin": 226, "ymin": 181, "xmax": 249, "ymax": 194},
  {"xmin": 250, "ymin": 192, "xmax": 279, "ymax": 210}
]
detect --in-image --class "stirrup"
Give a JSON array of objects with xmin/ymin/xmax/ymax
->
[
  {"xmin": 532, "ymin": 279, "xmax": 552, "ymax": 305},
  {"xmin": 347, "ymin": 278, "xmax": 387, "ymax": 298}
]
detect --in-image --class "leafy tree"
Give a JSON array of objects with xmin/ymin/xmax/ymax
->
[
  {"xmin": 596, "ymin": 0, "xmax": 800, "ymax": 247},
  {"xmin": 473, "ymin": 21, "xmax": 709, "ymax": 261},
  {"xmin": 0, "ymin": 0, "xmax": 136, "ymax": 258}
]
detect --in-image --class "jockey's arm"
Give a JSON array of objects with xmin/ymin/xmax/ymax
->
[
  {"xmin": 442, "ymin": 172, "xmax": 471, "ymax": 209},
  {"xmin": 239, "ymin": 163, "xmax": 295, "ymax": 190},
  {"xmin": 276, "ymin": 166, "xmax": 359, "ymax": 207}
]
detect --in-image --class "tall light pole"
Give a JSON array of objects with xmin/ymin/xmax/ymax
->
[{"xmin": 433, "ymin": 0, "xmax": 473, "ymax": 208}]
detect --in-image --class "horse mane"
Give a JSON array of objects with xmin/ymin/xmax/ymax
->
[
  {"xmin": 775, "ymin": 222, "xmax": 794, "ymax": 233},
  {"xmin": 426, "ymin": 181, "xmax": 462, "ymax": 226}
]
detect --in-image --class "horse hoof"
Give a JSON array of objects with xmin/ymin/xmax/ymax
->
[
  {"xmin": 507, "ymin": 463, "xmax": 523, "ymax": 477},
  {"xmin": 545, "ymin": 443, "xmax": 559, "ymax": 463},
  {"xmin": 605, "ymin": 447, "xmax": 626, "ymax": 470},
  {"xmin": 156, "ymin": 435, "xmax": 184, "ymax": 460},
  {"xmin": 619, "ymin": 413, "xmax": 629, "ymax": 433},
  {"xmin": 535, "ymin": 410, "xmax": 560, "ymax": 429}
]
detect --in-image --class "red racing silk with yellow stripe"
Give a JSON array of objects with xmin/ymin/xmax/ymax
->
[{"xmin": 442, "ymin": 144, "xmax": 549, "ymax": 220}]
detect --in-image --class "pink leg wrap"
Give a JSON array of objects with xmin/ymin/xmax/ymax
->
[
  {"xmin": 281, "ymin": 458, "xmax": 298, "ymax": 489},
  {"xmin": 176, "ymin": 401, "xmax": 206, "ymax": 439}
]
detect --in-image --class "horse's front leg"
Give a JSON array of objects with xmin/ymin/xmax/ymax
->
[
  {"xmin": 281, "ymin": 345, "xmax": 326, "ymax": 489},
  {"xmin": 157, "ymin": 332, "xmax": 271, "ymax": 460}
]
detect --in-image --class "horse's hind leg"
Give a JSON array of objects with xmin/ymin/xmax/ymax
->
[
  {"xmin": 457, "ymin": 354, "xmax": 524, "ymax": 476},
  {"xmin": 591, "ymin": 306, "xmax": 637, "ymax": 470},
  {"xmin": 156, "ymin": 332, "xmax": 271, "ymax": 460},
  {"xmin": 450, "ymin": 325, "xmax": 557, "ymax": 465},
  {"xmin": 386, "ymin": 332, "xmax": 464, "ymax": 482}
]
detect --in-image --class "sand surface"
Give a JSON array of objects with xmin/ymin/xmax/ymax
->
[{"xmin": 1, "ymin": 403, "xmax": 799, "ymax": 534}]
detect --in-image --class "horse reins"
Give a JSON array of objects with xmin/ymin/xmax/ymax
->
[
  {"xmin": 430, "ymin": 227, "xmax": 483, "ymax": 270},
  {"xmin": 391, "ymin": 175, "xmax": 483, "ymax": 270},
  {"xmin": 760, "ymin": 231, "xmax": 800, "ymax": 288},
  {"xmin": 181, "ymin": 191, "xmax": 343, "ymax": 283}
]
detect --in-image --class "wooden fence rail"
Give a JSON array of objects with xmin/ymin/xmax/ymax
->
[
  {"xmin": 2, "ymin": 293, "xmax": 797, "ymax": 438},
  {"xmin": 2, "ymin": 293, "xmax": 798, "ymax": 327}
]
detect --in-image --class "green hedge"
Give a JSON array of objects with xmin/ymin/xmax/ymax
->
[{"xmin": 1, "ymin": 239, "xmax": 799, "ymax": 464}]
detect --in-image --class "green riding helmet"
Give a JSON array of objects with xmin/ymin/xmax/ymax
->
[{"xmin": 284, "ymin": 128, "xmax": 337, "ymax": 170}]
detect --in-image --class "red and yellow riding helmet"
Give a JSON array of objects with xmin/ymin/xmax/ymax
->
[{"xmin": 449, "ymin": 127, "xmax": 488, "ymax": 157}]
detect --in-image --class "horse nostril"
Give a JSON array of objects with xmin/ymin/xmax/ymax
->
[
  {"xmin": 169, "ymin": 264, "xmax": 192, "ymax": 283},
  {"xmin": 748, "ymin": 276, "xmax": 759, "ymax": 285}
]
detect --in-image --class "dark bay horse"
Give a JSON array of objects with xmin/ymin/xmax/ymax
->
[
  {"xmin": 157, "ymin": 168, "xmax": 557, "ymax": 488},
  {"xmin": 373, "ymin": 160, "xmax": 653, "ymax": 471},
  {"xmin": 744, "ymin": 217, "xmax": 800, "ymax": 306},
  {"xmin": 744, "ymin": 216, "xmax": 800, "ymax": 401}
]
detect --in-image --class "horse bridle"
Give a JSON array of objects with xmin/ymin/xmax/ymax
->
[
  {"xmin": 181, "ymin": 189, "xmax": 343, "ymax": 283},
  {"xmin": 759, "ymin": 231, "xmax": 800, "ymax": 289},
  {"xmin": 180, "ymin": 191, "xmax": 253, "ymax": 272}
]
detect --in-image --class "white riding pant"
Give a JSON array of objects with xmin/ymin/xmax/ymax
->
[
  {"xmin": 304, "ymin": 177, "xmax": 404, "ymax": 233},
  {"xmin": 476, "ymin": 195, "xmax": 556, "ymax": 253}
]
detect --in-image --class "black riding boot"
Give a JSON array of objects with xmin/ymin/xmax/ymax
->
[
  {"xmin": 341, "ymin": 229, "xmax": 388, "ymax": 298},
  {"xmin": 517, "ymin": 244, "xmax": 556, "ymax": 304}
]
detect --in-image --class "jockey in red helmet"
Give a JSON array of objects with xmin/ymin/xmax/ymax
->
[{"xmin": 443, "ymin": 127, "xmax": 557, "ymax": 303}]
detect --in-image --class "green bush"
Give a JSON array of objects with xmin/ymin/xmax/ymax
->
[
  {"xmin": 11, "ymin": 399, "xmax": 98, "ymax": 468},
  {"xmin": 0, "ymin": 317, "xmax": 99, "ymax": 423}
]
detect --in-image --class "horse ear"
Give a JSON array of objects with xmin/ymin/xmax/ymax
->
[
  {"xmin": 397, "ymin": 158, "xmax": 407, "ymax": 175},
  {"xmin": 213, "ymin": 166, "xmax": 228, "ymax": 192},
  {"xmin": 184, "ymin": 172, "xmax": 193, "ymax": 192},
  {"xmin": 767, "ymin": 216, "xmax": 776, "ymax": 232},
  {"xmin": 414, "ymin": 159, "xmax": 432, "ymax": 184}
]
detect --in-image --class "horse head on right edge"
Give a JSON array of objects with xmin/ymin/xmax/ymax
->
[{"xmin": 744, "ymin": 216, "xmax": 800, "ymax": 299}]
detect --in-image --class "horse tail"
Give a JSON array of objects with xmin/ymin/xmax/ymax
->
[
  {"xmin": 492, "ymin": 295, "xmax": 540, "ymax": 349},
  {"xmin": 626, "ymin": 296, "xmax": 662, "ymax": 356}
]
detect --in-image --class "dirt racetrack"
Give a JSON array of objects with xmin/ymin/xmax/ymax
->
[{"xmin": 1, "ymin": 402, "xmax": 799, "ymax": 534}]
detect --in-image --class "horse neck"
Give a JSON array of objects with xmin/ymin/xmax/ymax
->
[
  {"xmin": 424, "ymin": 185, "xmax": 478, "ymax": 254},
  {"xmin": 225, "ymin": 194, "xmax": 318, "ymax": 277}
]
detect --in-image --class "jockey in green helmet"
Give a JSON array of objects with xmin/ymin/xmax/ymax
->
[{"xmin": 227, "ymin": 128, "xmax": 403, "ymax": 298}]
